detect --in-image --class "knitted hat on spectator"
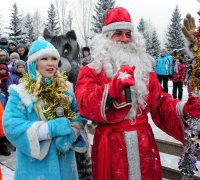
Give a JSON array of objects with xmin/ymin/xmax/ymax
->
[
  {"xmin": 17, "ymin": 43, "xmax": 26, "ymax": 49},
  {"xmin": 0, "ymin": 37, "xmax": 8, "ymax": 45},
  {"xmin": 102, "ymin": 7, "xmax": 134, "ymax": 33},
  {"xmin": 27, "ymin": 38, "xmax": 60, "ymax": 81},
  {"xmin": 10, "ymin": 52, "xmax": 20, "ymax": 60},
  {"xmin": 0, "ymin": 49, "xmax": 7, "ymax": 56},
  {"xmin": 0, "ymin": 63, "xmax": 8, "ymax": 71},
  {"xmin": 8, "ymin": 40, "xmax": 17, "ymax": 47},
  {"xmin": 15, "ymin": 60, "xmax": 25, "ymax": 67},
  {"xmin": 0, "ymin": 63, "xmax": 9, "ymax": 80}
]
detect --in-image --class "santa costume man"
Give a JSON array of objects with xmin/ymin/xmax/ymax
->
[{"xmin": 75, "ymin": 7, "xmax": 200, "ymax": 180}]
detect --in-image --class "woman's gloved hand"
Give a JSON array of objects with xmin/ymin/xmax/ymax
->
[{"xmin": 48, "ymin": 117, "xmax": 72, "ymax": 138}]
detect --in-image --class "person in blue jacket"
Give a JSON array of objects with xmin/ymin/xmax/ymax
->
[
  {"xmin": 154, "ymin": 48, "xmax": 173, "ymax": 93},
  {"xmin": 3, "ymin": 38, "xmax": 88, "ymax": 180}
]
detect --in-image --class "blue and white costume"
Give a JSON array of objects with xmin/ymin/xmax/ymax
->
[{"xmin": 3, "ymin": 39, "xmax": 88, "ymax": 180}]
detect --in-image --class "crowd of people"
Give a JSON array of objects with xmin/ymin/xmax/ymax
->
[
  {"xmin": 154, "ymin": 49, "xmax": 189, "ymax": 100},
  {"xmin": 0, "ymin": 38, "xmax": 28, "ymax": 157},
  {"xmin": 0, "ymin": 6, "xmax": 200, "ymax": 180}
]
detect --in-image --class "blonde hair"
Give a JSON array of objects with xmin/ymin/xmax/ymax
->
[
  {"xmin": 33, "ymin": 70, "xmax": 69, "ymax": 121},
  {"xmin": 33, "ymin": 70, "xmax": 68, "ymax": 100}
]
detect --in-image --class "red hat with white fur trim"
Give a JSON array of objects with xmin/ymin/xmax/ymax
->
[{"xmin": 102, "ymin": 7, "xmax": 134, "ymax": 33}]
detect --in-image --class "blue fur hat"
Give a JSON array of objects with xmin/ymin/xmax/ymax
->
[
  {"xmin": 27, "ymin": 38, "xmax": 60, "ymax": 81},
  {"xmin": 27, "ymin": 38, "xmax": 60, "ymax": 64}
]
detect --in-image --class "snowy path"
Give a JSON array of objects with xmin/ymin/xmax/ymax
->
[{"xmin": 1, "ymin": 164, "xmax": 14, "ymax": 180}]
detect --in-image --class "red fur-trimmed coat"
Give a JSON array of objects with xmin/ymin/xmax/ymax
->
[
  {"xmin": 75, "ymin": 65, "xmax": 185, "ymax": 180},
  {"xmin": 172, "ymin": 63, "xmax": 186, "ymax": 82}
]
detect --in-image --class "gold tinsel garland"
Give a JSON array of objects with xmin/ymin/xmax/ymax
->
[
  {"xmin": 22, "ymin": 73, "xmax": 76, "ymax": 120},
  {"xmin": 191, "ymin": 27, "xmax": 200, "ymax": 92}
]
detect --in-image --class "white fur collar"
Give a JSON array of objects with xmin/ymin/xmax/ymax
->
[{"xmin": 9, "ymin": 82, "xmax": 35, "ymax": 107}]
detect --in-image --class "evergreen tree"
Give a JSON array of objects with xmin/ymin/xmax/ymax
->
[
  {"xmin": 165, "ymin": 5, "xmax": 185, "ymax": 56},
  {"xmin": 91, "ymin": 0, "xmax": 115, "ymax": 33},
  {"xmin": 66, "ymin": 11, "xmax": 73, "ymax": 31},
  {"xmin": 9, "ymin": 3, "xmax": 25, "ymax": 43},
  {"xmin": 33, "ymin": 9, "xmax": 44, "ymax": 39},
  {"xmin": 143, "ymin": 32, "xmax": 152, "ymax": 54},
  {"xmin": 24, "ymin": 13, "xmax": 35, "ymax": 46},
  {"xmin": 137, "ymin": 18, "xmax": 152, "ymax": 55},
  {"xmin": 150, "ymin": 30, "xmax": 161, "ymax": 58},
  {"xmin": 137, "ymin": 18, "xmax": 145, "ymax": 33},
  {"xmin": 0, "ymin": 15, "xmax": 2, "ymax": 36},
  {"xmin": 46, "ymin": 3, "xmax": 60, "ymax": 35}
]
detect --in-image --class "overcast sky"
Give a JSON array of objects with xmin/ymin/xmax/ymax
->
[{"xmin": 1, "ymin": 0, "xmax": 200, "ymax": 47}]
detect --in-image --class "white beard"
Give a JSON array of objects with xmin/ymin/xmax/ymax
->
[{"xmin": 89, "ymin": 32, "xmax": 154, "ymax": 118}]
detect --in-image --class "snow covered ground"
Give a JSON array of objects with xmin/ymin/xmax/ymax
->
[
  {"xmin": 1, "ymin": 165, "xmax": 14, "ymax": 180},
  {"xmin": 0, "ymin": 80, "xmax": 189, "ymax": 179}
]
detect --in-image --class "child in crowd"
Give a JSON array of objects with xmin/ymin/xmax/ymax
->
[
  {"xmin": 8, "ymin": 52, "xmax": 20, "ymax": 72},
  {"xmin": 172, "ymin": 54, "xmax": 187, "ymax": 100},
  {"xmin": 3, "ymin": 38, "xmax": 88, "ymax": 180},
  {"xmin": 0, "ymin": 49, "xmax": 9, "ymax": 64},
  {"xmin": 81, "ymin": 47, "xmax": 92, "ymax": 66},
  {"xmin": 7, "ymin": 60, "xmax": 26, "ymax": 88}
]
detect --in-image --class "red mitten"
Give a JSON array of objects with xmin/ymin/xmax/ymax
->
[
  {"xmin": 109, "ymin": 65, "xmax": 135, "ymax": 99},
  {"xmin": 183, "ymin": 96, "xmax": 200, "ymax": 118}
]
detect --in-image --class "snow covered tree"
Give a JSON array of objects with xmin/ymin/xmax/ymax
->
[
  {"xmin": 33, "ymin": 9, "xmax": 44, "ymax": 39},
  {"xmin": 137, "ymin": 18, "xmax": 153, "ymax": 55},
  {"xmin": 150, "ymin": 30, "xmax": 161, "ymax": 58},
  {"xmin": 137, "ymin": 18, "xmax": 161, "ymax": 62},
  {"xmin": 9, "ymin": 3, "xmax": 26, "ymax": 43},
  {"xmin": 91, "ymin": 0, "xmax": 115, "ymax": 33},
  {"xmin": 45, "ymin": 3, "xmax": 60, "ymax": 35},
  {"xmin": 137, "ymin": 18, "xmax": 145, "ymax": 33},
  {"xmin": 165, "ymin": 5, "xmax": 185, "ymax": 56},
  {"xmin": 54, "ymin": 0, "xmax": 72, "ymax": 34},
  {"xmin": 143, "ymin": 31, "xmax": 152, "ymax": 54},
  {"xmin": 23, "ymin": 13, "xmax": 35, "ymax": 46},
  {"xmin": 73, "ymin": 0, "xmax": 95, "ymax": 46},
  {"xmin": 66, "ymin": 11, "xmax": 73, "ymax": 31},
  {"xmin": 0, "ymin": 14, "xmax": 3, "ymax": 36}
]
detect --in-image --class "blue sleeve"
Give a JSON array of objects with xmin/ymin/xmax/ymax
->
[
  {"xmin": 3, "ymin": 88, "xmax": 51, "ymax": 160},
  {"xmin": 55, "ymin": 91, "xmax": 88, "ymax": 153},
  {"xmin": 68, "ymin": 91, "xmax": 87, "ymax": 125}
]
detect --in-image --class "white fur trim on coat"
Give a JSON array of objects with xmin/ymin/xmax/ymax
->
[
  {"xmin": 176, "ymin": 101, "xmax": 186, "ymax": 122},
  {"xmin": 8, "ymin": 83, "xmax": 35, "ymax": 107},
  {"xmin": 27, "ymin": 121, "xmax": 51, "ymax": 160}
]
